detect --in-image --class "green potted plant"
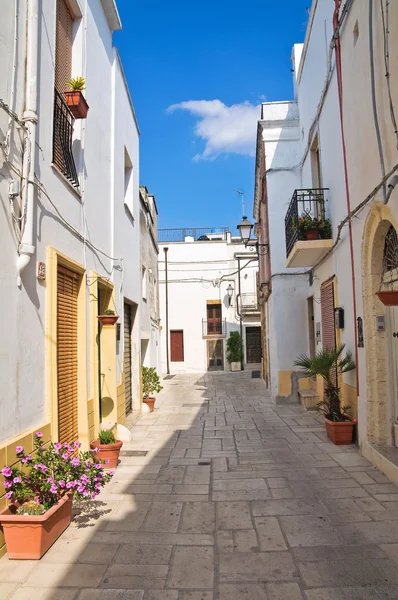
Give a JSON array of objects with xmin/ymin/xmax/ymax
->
[
  {"xmin": 142, "ymin": 366, "xmax": 163, "ymax": 412},
  {"xmin": 294, "ymin": 343, "xmax": 356, "ymax": 445},
  {"xmin": 0, "ymin": 433, "xmax": 113, "ymax": 559},
  {"xmin": 90, "ymin": 428, "xmax": 123, "ymax": 469},
  {"xmin": 226, "ymin": 331, "xmax": 243, "ymax": 372},
  {"xmin": 64, "ymin": 76, "xmax": 89, "ymax": 119},
  {"xmin": 97, "ymin": 309, "xmax": 119, "ymax": 326}
]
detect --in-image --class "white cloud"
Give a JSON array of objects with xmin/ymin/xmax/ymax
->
[{"xmin": 167, "ymin": 99, "xmax": 261, "ymax": 161}]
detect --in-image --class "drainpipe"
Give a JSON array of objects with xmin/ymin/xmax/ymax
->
[
  {"xmin": 333, "ymin": 0, "xmax": 360, "ymax": 395},
  {"xmin": 16, "ymin": 0, "xmax": 39, "ymax": 287},
  {"xmin": 237, "ymin": 257, "xmax": 244, "ymax": 371},
  {"xmin": 163, "ymin": 247, "xmax": 170, "ymax": 375}
]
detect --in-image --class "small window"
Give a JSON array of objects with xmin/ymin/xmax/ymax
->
[
  {"xmin": 353, "ymin": 20, "xmax": 359, "ymax": 46},
  {"xmin": 310, "ymin": 134, "xmax": 322, "ymax": 188},
  {"xmin": 142, "ymin": 266, "xmax": 147, "ymax": 300},
  {"xmin": 124, "ymin": 148, "xmax": 134, "ymax": 217}
]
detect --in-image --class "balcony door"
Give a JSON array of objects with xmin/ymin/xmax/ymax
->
[
  {"xmin": 207, "ymin": 339, "xmax": 224, "ymax": 371},
  {"xmin": 207, "ymin": 302, "xmax": 222, "ymax": 335}
]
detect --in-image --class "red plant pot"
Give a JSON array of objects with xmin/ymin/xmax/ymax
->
[
  {"xmin": 97, "ymin": 315, "xmax": 119, "ymax": 326},
  {"xmin": 306, "ymin": 229, "xmax": 320, "ymax": 240},
  {"xmin": 0, "ymin": 494, "xmax": 73, "ymax": 560},
  {"xmin": 90, "ymin": 440, "xmax": 123, "ymax": 469},
  {"xmin": 376, "ymin": 291, "xmax": 398, "ymax": 306},
  {"xmin": 325, "ymin": 417, "xmax": 355, "ymax": 445},
  {"xmin": 64, "ymin": 90, "xmax": 89, "ymax": 119},
  {"xmin": 143, "ymin": 397, "xmax": 156, "ymax": 412}
]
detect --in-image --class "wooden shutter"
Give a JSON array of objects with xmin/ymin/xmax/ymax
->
[
  {"xmin": 124, "ymin": 303, "xmax": 132, "ymax": 415},
  {"xmin": 207, "ymin": 304, "xmax": 222, "ymax": 334},
  {"xmin": 170, "ymin": 330, "xmax": 184, "ymax": 362},
  {"xmin": 55, "ymin": 0, "xmax": 73, "ymax": 93},
  {"xmin": 321, "ymin": 279, "xmax": 336, "ymax": 350},
  {"xmin": 57, "ymin": 266, "xmax": 79, "ymax": 444}
]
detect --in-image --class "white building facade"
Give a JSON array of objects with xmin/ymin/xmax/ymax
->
[
  {"xmin": 0, "ymin": 0, "xmax": 142, "ymax": 546},
  {"xmin": 158, "ymin": 229, "xmax": 262, "ymax": 374},
  {"xmin": 254, "ymin": 0, "xmax": 398, "ymax": 479}
]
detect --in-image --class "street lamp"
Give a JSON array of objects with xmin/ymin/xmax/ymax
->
[
  {"xmin": 226, "ymin": 283, "xmax": 234, "ymax": 306},
  {"xmin": 237, "ymin": 216, "xmax": 268, "ymax": 256}
]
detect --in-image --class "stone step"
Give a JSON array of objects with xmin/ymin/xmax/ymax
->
[{"xmin": 299, "ymin": 389, "xmax": 320, "ymax": 411}]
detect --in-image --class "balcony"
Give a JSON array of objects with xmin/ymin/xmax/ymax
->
[
  {"xmin": 202, "ymin": 318, "xmax": 226, "ymax": 338},
  {"xmin": 239, "ymin": 293, "xmax": 260, "ymax": 314},
  {"xmin": 285, "ymin": 188, "xmax": 334, "ymax": 268},
  {"xmin": 52, "ymin": 89, "xmax": 79, "ymax": 188}
]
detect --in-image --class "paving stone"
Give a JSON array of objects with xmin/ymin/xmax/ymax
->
[
  {"xmin": 78, "ymin": 591, "xmax": 144, "ymax": 600},
  {"xmin": 101, "ymin": 565, "xmax": 167, "ymax": 589},
  {"xmin": 112, "ymin": 544, "xmax": 172, "ymax": 564},
  {"xmin": 254, "ymin": 516, "xmax": 287, "ymax": 551},
  {"xmin": 213, "ymin": 479, "xmax": 268, "ymax": 492},
  {"xmin": 279, "ymin": 515, "xmax": 341, "ymax": 547},
  {"xmin": 184, "ymin": 466, "xmax": 211, "ymax": 484},
  {"xmin": 156, "ymin": 465, "xmax": 186, "ymax": 484},
  {"xmin": 23, "ymin": 563, "xmax": 107, "ymax": 588},
  {"xmin": 144, "ymin": 592, "xmax": 178, "ymax": 600},
  {"xmin": 252, "ymin": 498, "xmax": 326, "ymax": 517},
  {"xmin": 0, "ymin": 560, "xmax": 37, "ymax": 583},
  {"xmin": 233, "ymin": 529, "xmax": 259, "ymax": 552},
  {"xmin": 10, "ymin": 590, "xmax": 78, "ymax": 600},
  {"xmin": 217, "ymin": 502, "xmax": 253, "ymax": 529},
  {"xmin": 178, "ymin": 592, "xmax": 213, "ymax": 600},
  {"xmin": 216, "ymin": 530, "xmax": 234, "ymax": 553},
  {"xmin": 168, "ymin": 547, "xmax": 214, "ymax": 588},
  {"xmin": 141, "ymin": 502, "xmax": 182, "ymax": 532},
  {"xmin": 219, "ymin": 551, "xmax": 298, "ymax": 582},
  {"xmin": 298, "ymin": 558, "xmax": 398, "ymax": 587},
  {"xmin": 180, "ymin": 502, "xmax": 216, "ymax": 533},
  {"xmin": 304, "ymin": 588, "xmax": 377, "ymax": 600},
  {"xmin": 266, "ymin": 582, "xmax": 304, "ymax": 600},
  {"xmin": 267, "ymin": 477, "xmax": 288, "ymax": 488},
  {"xmin": 218, "ymin": 583, "xmax": 267, "ymax": 599},
  {"xmin": 292, "ymin": 544, "xmax": 386, "ymax": 562},
  {"xmin": 93, "ymin": 532, "xmax": 214, "ymax": 546},
  {"xmin": 41, "ymin": 541, "xmax": 118, "ymax": 564}
]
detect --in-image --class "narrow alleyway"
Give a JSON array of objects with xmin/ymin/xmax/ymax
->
[{"xmin": 3, "ymin": 372, "xmax": 398, "ymax": 599}]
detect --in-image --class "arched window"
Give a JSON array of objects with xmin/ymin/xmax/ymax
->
[{"xmin": 383, "ymin": 225, "xmax": 398, "ymax": 273}]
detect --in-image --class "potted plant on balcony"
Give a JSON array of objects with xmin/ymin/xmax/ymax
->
[
  {"xmin": 294, "ymin": 344, "xmax": 356, "ymax": 445},
  {"xmin": 227, "ymin": 331, "xmax": 243, "ymax": 372},
  {"xmin": 0, "ymin": 433, "xmax": 113, "ymax": 559},
  {"xmin": 142, "ymin": 366, "xmax": 163, "ymax": 412},
  {"xmin": 64, "ymin": 76, "xmax": 89, "ymax": 119},
  {"xmin": 90, "ymin": 429, "xmax": 123, "ymax": 469},
  {"xmin": 97, "ymin": 309, "xmax": 119, "ymax": 326}
]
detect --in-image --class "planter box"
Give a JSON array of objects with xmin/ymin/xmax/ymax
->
[
  {"xmin": 90, "ymin": 439, "xmax": 123, "ymax": 469},
  {"xmin": 64, "ymin": 90, "xmax": 89, "ymax": 119},
  {"xmin": 325, "ymin": 417, "xmax": 355, "ymax": 445},
  {"xmin": 143, "ymin": 397, "xmax": 156, "ymax": 412},
  {"xmin": 0, "ymin": 494, "xmax": 73, "ymax": 559},
  {"xmin": 97, "ymin": 315, "xmax": 119, "ymax": 326},
  {"xmin": 376, "ymin": 291, "xmax": 398, "ymax": 306},
  {"xmin": 230, "ymin": 362, "xmax": 241, "ymax": 372}
]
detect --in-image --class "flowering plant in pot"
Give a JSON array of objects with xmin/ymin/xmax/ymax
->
[
  {"xmin": 142, "ymin": 366, "xmax": 163, "ymax": 412},
  {"xmin": 295, "ymin": 215, "xmax": 332, "ymax": 241},
  {"xmin": 226, "ymin": 331, "xmax": 243, "ymax": 372},
  {"xmin": 294, "ymin": 344, "xmax": 356, "ymax": 445},
  {"xmin": 64, "ymin": 76, "xmax": 89, "ymax": 119},
  {"xmin": 97, "ymin": 309, "xmax": 119, "ymax": 326},
  {"xmin": 90, "ymin": 428, "xmax": 123, "ymax": 469},
  {"xmin": 0, "ymin": 432, "xmax": 113, "ymax": 559}
]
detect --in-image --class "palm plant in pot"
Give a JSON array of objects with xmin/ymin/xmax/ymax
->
[
  {"xmin": 64, "ymin": 76, "xmax": 89, "ymax": 119},
  {"xmin": 294, "ymin": 344, "xmax": 356, "ymax": 445},
  {"xmin": 0, "ymin": 433, "xmax": 113, "ymax": 559},
  {"xmin": 142, "ymin": 366, "xmax": 163, "ymax": 412},
  {"xmin": 227, "ymin": 331, "xmax": 243, "ymax": 372},
  {"xmin": 90, "ymin": 428, "xmax": 123, "ymax": 469}
]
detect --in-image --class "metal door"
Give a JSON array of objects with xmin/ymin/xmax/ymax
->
[
  {"xmin": 124, "ymin": 303, "xmax": 132, "ymax": 415},
  {"xmin": 387, "ymin": 306, "xmax": 398, "ymax": 424},
  {"xmin": 170, "ymin": 330, "xmax": 184, "ymax": 362},
  {"xmin": 246, "ymin": 327, "xmax": 262, "ymax": 363}
]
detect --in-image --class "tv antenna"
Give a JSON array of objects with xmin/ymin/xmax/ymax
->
[{"xmin": 234, "ymin": 189, "xmax": 245, "ymax": 216}]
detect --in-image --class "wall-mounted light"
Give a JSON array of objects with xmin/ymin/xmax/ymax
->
[
  {"xmin": 237, "ymin": 216, "xmax": 268, "ymax": 257},
  {"xmin": 226, "ymin": 283, "xmax": 234, "ymax": 306}
]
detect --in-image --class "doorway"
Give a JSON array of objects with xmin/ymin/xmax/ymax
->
[
  {"xmin": 246, "ymin": 326, "xmax": 262, "ymax": 363},
  {"xmin": 124, "ymin": 302, "xmax": 133, "ymax": 415},
  {"xmin": 170, "ymin": 330, "xmax": 184, "ymax": 362},
  {"xmin": 307, "ymin": 297, "xmax": 316, "ymax": 357},
  {"xmin": 207, "ymin": 339, "xmax": 224, "ymax": 371}
]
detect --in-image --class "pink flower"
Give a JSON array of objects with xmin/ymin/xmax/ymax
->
[
  {"xmin": 26, "ymin": 455, "xmax": 32, "ymax": 462},
  {"xmin": 34, "ymin": 464, "xmax": 40, "ymax": 470},
  {"xmin": 5, "ymin": 491, "xmax": 13, "ymax": 499},
  {"xmin": 35, "ymin": 432, "xmax": 43, "ymax": 438},
  {"xmin": 4, "ymin": 481, "xmax": 12, "ymax": 489},
  {"xmin": 62, "ymin": 453, "xmax": 69, "ymax": 460},
  {"xmin": 1, "ymin": 467, "xmax": 12, "ymax": 478},
  {"xmin": 82, "ymin": 490, "xmax": 89, "ymax": 497},
  {"xmin": 13, "ymin": 477, "xmax": 22, "ymax": 484},
  {"xmin": 21, "ymin": 457, "xmax": 28, "ymax": 464},
  {"xmin": 77, "ymin": 485, "xmax": 85, "ymax": 494},
  {"xmin": 16, "ymin": 446, "xmax": 24, "ymax": 454},
  {"xmin": 40, "ymin": 465, "xmax": 48, "ymax": 473},
  {"xmin": 95, "ymin": 464, "xmax": 102, "ymax": 469},
  {"xmin": 74, "ymin": 441, "xmax": 81, "ymax": 448},
  {"xmin": 58, "ymin": 480, "xmax": 66, "ymax": 488},
  {"xmin": 108, "ymin": 471, "xmax": 115, "ymax": 477},
  {"xmin": 65, "ymin": 481, "xmax": 74, "ymax": 489},
  {"xmin": 91, "ymin": 493, "xmax": 97, "ymax": 499},
  {"xmin": 54, "ymin": 442, "xmax": 62, "ymax": 451},
  {"xmin": 95, "ymin": 482, "xmax": 101, "ymax": 489},
  {"xmin": 105, "ymin": 459, "xmax": 110, "ymax": 465},
  {"xmin": 47, "ymin": 477, "xmax": 54, "ymax": 484},
  {"xmin": 50, "ymin": 484, "xmax": 58, "ymax": 494},
  {"xmin": 71, "ymin": 458, "xmax": 80, "ymax": 467}
]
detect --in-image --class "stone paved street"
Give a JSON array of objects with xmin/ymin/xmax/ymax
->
[{"xmin": 3, "ymin": 371, "xmax": 398, "ymax": 598}]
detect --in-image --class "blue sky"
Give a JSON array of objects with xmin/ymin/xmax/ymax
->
[{"xmin": 115, "ymin": 0, "xmax": 309, "ymax": 232}]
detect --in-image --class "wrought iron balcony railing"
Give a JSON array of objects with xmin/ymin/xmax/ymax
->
[
  {"xmin": 202, "ymin": 318, "xmax": 226, "ymax": 337},
  {"xmin": 285, "ymin": 188, "xmax": 329, "ymax": 258},
  {"xmin": 239, "ymin": 293, "xmax": 259, "ymax": 313},
  {"xmin": 53, "ymin": 89, "xmax": 79, "ymax": 188},
  {"xmin": 159, "ymin": 228, "xmax": 229, "ymax": 243}
]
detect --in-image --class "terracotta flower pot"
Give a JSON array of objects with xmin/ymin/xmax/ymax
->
[
  {"xmin": 90, "ymin": 439, "xmax": 123, "ymax": 469},
  {"xmin": 143, "ymin": 397, "xmax": 156, "ymax": 412},
  {"xmin": 306, "ymin": 229, "xmax": 320, "ymax": 240},
  {"xmin": 97, "ymin": 315, "xmax": 119, "ymax": 326},
  {"xmin": 0, "ymin": 494, "xmax": 73, "ymax": 560},
  {"xmin": 64, "ymin": 90, "xmax": 89, "ymax": 119},
  {"xmin": 325, "ymin": 417, "xmax": 355, "ymax": 445},
  {"xmin": 376, "ymin": 291, "xmax": 398, "ymax": 306}
]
